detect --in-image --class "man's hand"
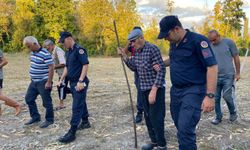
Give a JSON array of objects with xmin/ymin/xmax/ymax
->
[
  {"xmin": 235, "ymin": 73, "xmax": 240, "ymax": 81},
  {"xmin": 45, "ymin": 81, "xmax": 52, "ymax": 89},
  {"xmin": 201, "ymin": 96, "xmax": 215, "ymax": 112},
  {"xmin": 117, "ymin": 47, "xmax": 125, "ymax": 56},
  {"xmin": 76, "ymin": 82, "xmax": 85, "ymax": 91},
  {"xmin": 153, "ymin": 64, "xmax": 161, "ymax": 72},
  {"xmin": 57, "ymin": 80, "xmax": 62, "ymax": 87},
  {"xmin": 148, "ymin": 86, "xmax": 158, "ymax": 104}
]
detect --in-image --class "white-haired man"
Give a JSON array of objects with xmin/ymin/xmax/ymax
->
[
  {"xmin": 43, "ymin": 39, "xmax": 70, "ymax": 111},
  {"xmin": 23, "ymin": 36, "xmax": 54, "ymax": 128}
]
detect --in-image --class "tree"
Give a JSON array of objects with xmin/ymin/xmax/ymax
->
[
  {"xmin": 166, "ymin": 0, "xmax": 174, "ymax": 15},
  {"xmin": 0, "ymin": 0, "xmax": 15, "ymax": 46}
]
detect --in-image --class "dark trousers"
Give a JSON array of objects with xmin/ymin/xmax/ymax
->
[
  {"xmin": 57, "ymin": 76, "xmax": 71, "ymax": 100},
  {"xmin": 142, "ymin": 87, "xmax": 166, "ymax": 147},
  {"xmin": 69, "ymin": 81, "xmax": 89, "ymax": 128},
  {"xmin": 134, "ymin": 72, "xmax": 143, "ymax": 113},
  {"xmin": 25, "ymin": 80, "xmax": 54, "ymax": 122},
  {"xmin": 170, "ymin": 85, "xmax": 205, "ymax": 150}
]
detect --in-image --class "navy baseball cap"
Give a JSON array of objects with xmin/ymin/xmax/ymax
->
[
  {"xmin": 158, "ymin": 15, "xmax": 181, "ymax": 39},
  {"xmin": 127, "ymin": 29, "xmax": 143, "ymax": 41},
  {"xmin": 58, "ymin": 31, "xmax": 72, "ymax": 43}
]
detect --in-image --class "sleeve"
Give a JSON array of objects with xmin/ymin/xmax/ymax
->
[
  {"xmin": 0, "ymin": 50, "xmax": 3, "ymax": 58},
  {"xmin": 124, "ymin": 56, "xmax": 136, "ymax": 71},
  {"xmin": 151, "ymin": 45, "xmax": 166, "ymax": 87},
  {"xmin": 77, "ymin": 48, "xmax": 89, "ymax": 65},
  {"xmin": 44, "ymin": 50, "xmax": 54, "ymax": 65},
  {"xmin": 57, "ymin": 49, "xmax": 66, "ymax": 64},
  {"xmin": 227, "ymin": 39, "xmax": 239, "ymax": 56},
  {"xmin": 196, "ymin": 37, "xmax": 217, "ymax": 67}
]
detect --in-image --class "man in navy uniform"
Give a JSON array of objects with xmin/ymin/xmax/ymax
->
[
  {"xmin": 57, "ymin": 32, "xmax": 90, "ymax": 143},
  {"xmin": 118, "ymin": 28, "xmax": 167, "ymax": 150},
  {"xmin": 158, "ymin": 16, "xmax": 218, "ymax": 150}
]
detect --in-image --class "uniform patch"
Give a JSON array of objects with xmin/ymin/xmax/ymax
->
[
  {"xmin": 200, "ymin": 41, "xmax": 208, "ymax": 48},
  {"xmin": 79, "ymin": 49, "xmax": 84, "ymax": 54},
  {"xmin": 202, "ymin": 48, "xmax": 212, "ymax": 58}
]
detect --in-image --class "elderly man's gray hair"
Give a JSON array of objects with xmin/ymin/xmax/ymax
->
[
  {"xmin": 43, "ymin": 39, "xmax": 54, "ymax": 47},
  {"xmin": 23, "ymin": 36, "xmax": 39, "ymax": 45}
]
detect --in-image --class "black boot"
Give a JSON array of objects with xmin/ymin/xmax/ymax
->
[
  {"xmin": 78, "ymin": 120, "xmax": 91, "ymax": 130},
  {"xmin": 58, "ymin": 129, "xmax": 76, "ymax": 143},
  {"xmin": 135, "ymin": 112, "xmax": 143, "ymax": 124}
]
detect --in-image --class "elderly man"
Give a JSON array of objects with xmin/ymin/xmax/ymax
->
[
  {"xmin": 208, "ymin": 30, "xmax": 240, "ymax": 125},
  {"xmin": 57, "ymin": 32, "xmax": 90, "ymax": 143},
  {"xmin": 43, "ymin": 39, "xmax": 70, "ymax": 110},
  {"xmin": 118, "ymin": 28, "xmax": 167, "ymax": 150},
  {"xmin": 158, "ymin": 15, "xmax": 218, "ymax": 150},
  {"xmin": 23, "ymin": 36, "xmax": 54, "ymax": 128}
]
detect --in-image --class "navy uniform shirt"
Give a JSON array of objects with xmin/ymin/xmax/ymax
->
[
  {"xmin": 169, "ymin": 30, "xmax": 217, "ymax": 86},
  {"xmin": 66, "ymin": 43, "xmax": 89, "ymax": 82}
]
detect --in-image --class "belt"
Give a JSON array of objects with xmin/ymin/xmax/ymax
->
[{"xmin": 174, "ymin": 84, "xmax": 193, "ymax": 89}]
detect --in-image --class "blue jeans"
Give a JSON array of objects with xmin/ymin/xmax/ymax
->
[
  {"xmin": 170, "ymin": 85, "xmax": 205, "ymax": 150},
  {"xmin": 215, "ymin": 74, "xmax": 236, "ymax": 119},
  {"xmin": 142, "ymin": 87, "xmax": 166, "ymax": 147},
  {"xmin": 25, "ymin": 80, "xmax": 54, "ymax": 122},
  {"xmin": 134, "ymin": 72, "xmax": 143, "ymax": 113},
  {"xmin": 70, "ymin": 81, "xmax": 89, "ymax": 127}
]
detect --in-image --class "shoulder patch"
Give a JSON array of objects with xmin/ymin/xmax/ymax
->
[
  {"xmin": 200, "ymin": 41, "xmax": 208, "ymax": 48},
  {"xmin": 202, "ymin": 48, "xmax": 212, "ymax": 58},
  {"xmin": 79, "ymin": 49, "xmax": 85, "ymax": 54}
]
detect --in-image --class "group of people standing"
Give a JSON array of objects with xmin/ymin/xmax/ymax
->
[
  {"xmin": 22, "ymin": 32, "xmax": 91, "ymax": 143},
  {"xmin": 118, "ymin": 15, "xmax": 240, "ymax": 150},
  {"xmin": 0, "ymin": 14, "xmax": 240, "ymax": 149}
]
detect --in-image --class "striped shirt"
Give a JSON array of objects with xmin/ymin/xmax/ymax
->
[{"xmin": 29, "ymin": 48, "xmax": 54, "ymax": 82}]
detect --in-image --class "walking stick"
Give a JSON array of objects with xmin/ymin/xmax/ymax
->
[{"xmin": 113, "ymin": 20, "xmax": 138, "ymax": 148}]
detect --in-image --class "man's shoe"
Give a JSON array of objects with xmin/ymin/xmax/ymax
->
[
  {"xmin": 24, "ymin": 118, "xmax": 41, "ymax": 125},
  {"xmin": 141, "ymin": 142, "xmax": 157, "ymax": 150},
  {"xmin": 211, "ymin": 118, "xmax": 222, "ymax": 125},
  {"xmin": 58, "ymin": 130, "xmax": 76, "ymax": 143},
  {"xmin": 135, "ymin": 112, "xmax": 143, "ymax": 124},
  {"xmin": 39, "ymin": 121, "xmax": 53, "ymax": 128},
  {"xmin": 229, "ymin": 113, "xmax": 238, "ymax": 122},
  {"xmin": 157, "ymin": 146, "xmax": 167, "ymax": 150},
  {"xmin": 78, "ymin": 120, "xmax": 91, "ymax": 130}
]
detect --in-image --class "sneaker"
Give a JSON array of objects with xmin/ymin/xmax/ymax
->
[
  {"xmin": 157, "ymin": 146, "xmax": 167, "ymax": 150},
  {"xmin": 135, "ymin": 112, "xmax": 143, "ymax": 124},
  {"xmin": 229, "ymin": 113, "xmax": 238, "ymax": 122},
  {"xmin": 78, "ymin": 120, "xmax": 91, "ymax": 130},
  {"xmin": 141, "ymin": 142, "xmax": 157, "ymax": 150},
  {"xmin": 58, "ymin": 130, "xmax": 76, "ymax": 143},
  {"xmin": 39, "ymin": 121, "xmax": 53, "ymax": 128},
  {"xmin": 211, "ymin": 118, "xmax": 222, "ymax": 125}
]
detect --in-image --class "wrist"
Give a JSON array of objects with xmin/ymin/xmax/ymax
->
[{"xmin": 206, "ymin": 93, "xmax": 215, "ymax": 99}]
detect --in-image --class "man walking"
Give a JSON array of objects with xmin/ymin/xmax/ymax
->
[
  {"xmin": 23, "ymin": 36, "xmax": 54, "ymax": 128},
  {"xmin": 208, "ymin": 30, "xmax": 240, "ymax": 125}
]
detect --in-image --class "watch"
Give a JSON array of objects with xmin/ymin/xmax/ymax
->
[
  {"xmin": 78, "ymin": 79, "xmax": 84, "ymax": 83},
  {"xmin": 206, "ymin": 93, "xmax": 215, "ymax": 99}
]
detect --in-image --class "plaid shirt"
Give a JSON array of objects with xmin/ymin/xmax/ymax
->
[{"xmin": 125, "ymin": 42, "xmax": 166, "ymax": 91}]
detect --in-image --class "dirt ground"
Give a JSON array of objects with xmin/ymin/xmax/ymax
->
[{"xmin": 0, "ymin": 54, "xmax": 249, "ymax": 150}]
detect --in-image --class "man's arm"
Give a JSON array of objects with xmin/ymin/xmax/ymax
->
[
  {"xmin": 117, "ymin": 47, "xmax": 136, "ymax": 71},
  {"xmin": 59, "ymin": 67, "xmax": 68, "ymax": 83},
  {"xmin": 76, "ymin": 64, "xmax": 88, "ymax": 91},
  {"xmin": 0, "ymin": 57, "xmax": 8, "ymax": 68},
  {"xmin": 55, "ymin": 64, "xmax": 65, "ymax": 69},
  {"xmin": 233, "ymin": 55, "xmax": 240, "ymax": 81},
  {"xmin": 201, "ymin": 65, "xmax": 218, "ymax": 112},
  {"xmin": 45, "ymin": 64, "xmax": 54, "ymax": 89},
  {"xmin": 163, "ymin": 58, "xmax": 170, "ymax": 67}
]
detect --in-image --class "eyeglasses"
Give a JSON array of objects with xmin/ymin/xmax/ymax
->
[{"xmin": 130, "ymin": 39, "xmax": 137, "ymax": 43}]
